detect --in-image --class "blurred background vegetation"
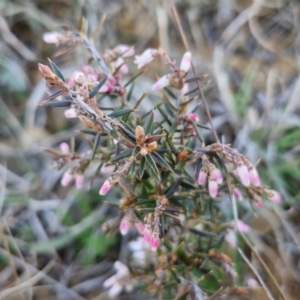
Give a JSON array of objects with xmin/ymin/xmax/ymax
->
[{"xmin": 1, "ymin": 0, "xmax": 300, "ymax": 299}]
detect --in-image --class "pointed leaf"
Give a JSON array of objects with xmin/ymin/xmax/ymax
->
[
  {"xmin": 110, "ymin": 149, "xmax": 133, "ymax": 162},
  {"xmin": 191, "ymin": 121, "xmax": 204, "ymax": 143},
  {"xmin": 124, "ymin": 70, "xmax": 144, "ymax": 87},
  {"xmin": 165, "ymin": 178, "xmax": 181, "ymax": 198},
  {"xmin": 39, "ymin": 100, "xmax": 72, "ymax": 107},
  {"xmin": 48, "ymin": 58, "xmax": 65, "ymax": 82},
  {"xmin": 139, "ymin": 156, "xmax": 146, "ymax": 179},
  {"xmin": 144, "ymin": 134, "xmax": 165, "ymax": 143},
  {"xmin": 145, "ymin": 153, "xmax": 160, "ymax": 179},
  {"xmin": 127, "ymin": 83, "xmax": 134, "ymax": 102},
  {"xmin": 89, "ymin": 75, "xmax": 108, "ymax": 98},
  {"xmin": 151, "ymin": 152, "xmax": 172, "ymax": 172},
  {"xmin": 133, "ymin": 93, "xmax": 147, "ymax": 110},
  {"xmin": 43, "ymin": 91, "xmax": 63, "ymax": 102},
  {"xmin": 145, "ymin": 111, "xmax": 154, "ymax": 135},
  {"xmin": 108, "ymin": 108, "xmax": 134, "ymax": 118},
  {"xmin": 116, "ymin": 123, "xmax": 136, "ymax": 141},
  {"xmin": 91, "ymin": 132, "xmax": 101, "ymax": 161}
]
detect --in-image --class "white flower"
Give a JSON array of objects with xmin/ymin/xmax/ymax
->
[
  {"xmin": 180, "ymin": 52, "xmax": 192, "ymax": 73},
  {"xmin": 134, "ymin": 49, "xmax": 156, "ymax": 69},
  {"xmin": 151, "ymin": 75, "xmax": 170, "ymax": 91},
  {"xmin": 42, "ymin": 31, "xmax": 63, "ymax": 44}
]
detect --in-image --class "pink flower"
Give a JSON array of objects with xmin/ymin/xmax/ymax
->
[
  {"xmin": 115, "ymin": 57, "xmax": 129, "ymax": 74},
  {"xmin": 256, "ymin": 201, "xmax": 263, "ymax": 208},
  {"xmin": 210, "ymin": 168, "xmax": 223, "ymax": 184},
  {"xmin": 249, "ymin": 167, "xmax": 261, "ymax": 186},
  {"xmin": 268, "ymin": 190, "xmax": 282, "ymax": 203},
  {"xmin": 208, "ymin": 179, "xmax": 218, "ymax": 197},
  {"xmin": 186, "ymin": 113, "xmax": 199, "ymax": 123},
  {"xmin": 59, "ymin": 142, "xmax": 70, "ymax": 154},
  {"xmin": 151, "ymin": 232, "xmax": 160, "ymax": 251},
  {"xmin": 64, "ymin": 108, "xmax": 77, "ymax": 118},
  {"xmin": 134, "ymin": 49, "xmax": 156, "ymax": 69},
  {"xmin": 42, "ymin": 31, "xmax": 63, "ymax": 44},
  {"xmin": 180, "ymin": 52, "xmax": 192, "ymax": 73},
  {"xmin": 236, "ymin": 165, "xmax": 250, "ymax": 186},
  {"xmin": 247, "ymin": 278, "xmax": 259, "ymax": 288},
  {"xmin": 75, "ymin": 174, "xmax": 84, "ymax": 189},
  {"xmin": 115, "ymin": 44, "xmax": 135, "ymax": 57},
  {"xmin": 197, "ymin": 169, "xmax": 207, "ymax": 185},
  {"xmin": 233, "ymin": 188, "xmax": 243, "ymax": 200},
  {"xmin": 235, "ymin": 220, "xmax": 250, "ymax": 233},
  {"xmin": 120, "ymin": 218, "xmax": 131, "ymax": 235},
  {"xmin": 143, "ymin": 224, "xmax": 152, "ymax": 243},
  {"xmin": 61, "ymin": 171, "xmax": 73, "ymax": 186},
  {"xmin": 135, "ymin": 221, "xmax": 145, "ymax": 234},
  {"xmin": 99, "ymin": 179, "xmax": 112, "ymax": 195},
  {"xmin": 181, "ymin": 83, "xmax": 189, "ymax": 95},
  {"xmin": 225, "ymin": 230, "xmax": 237, "ymax": 247},
  {"xmin": 151, "ymin": 75, "xmax": 170, "ymax": 92}
]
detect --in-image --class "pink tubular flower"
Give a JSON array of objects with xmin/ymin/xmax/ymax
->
[
  {"xmin": 256, "ymin": 201, "xmax": 263, "ymax": 208},
  {"xmin": 143, "ymin": 224, "xmax": 152, "ymax": 243},
  {"xmin": 120, "ymin": 218, "xmax": 131, "ymax": 235},
  {"xmin": 268, "ymin": 190, "xmax": 282, "ymax": 203},
  {"xmin": 115, "ymin": 57, "xmax": 129, "ymax": 74},
  {"xmin": 99, "ymin": 179, "xmax": 112, "ymax": 195},
  {"xmin": 75, "ymin": 174, "xmax": 84, "ymax": 189},
  {"xmin": 249, "ymin": 167, "xmax": 261, "ymax": 186},
  {"xmin": 151, "ymin": 232, "xmax": 160, "ymax": 251},
  {"xmin": 61, "ymin": 171, "xmax": 73, "ymax": 186},
  {"xmin": 42, "ymin": 31, "xmax": 63, "ymax": 44},
  {"xmin": 135, "ymin": 221, "xmax": 144, "ymax": 234},
  {"xmin": 236, "ymin": 165, "xmax": 250, "ymax": 186},
  {"xmin": 151, "ymin": 75, "xmax": 170, "ymax": 92},
  {"xmin": 115, "ymin": 44, "xmax": 135, "ymax": 57},
  {"xmin": 208, "ymin": 179, "xmax": 218, "ymax": 197},
  {"xmin": 210, "ymin": 168, "xmax": 223, "ymax": 184},
  {"xmin": 186, "ymin": 113, "xmax": 199, "ymax": 123},
  {"xmin": 233, "ymin": 188, "xmax": 243, "ymax": 201},
  {"xmin": 197, "ymin": 169, "xmax": 207, "ymax": 185},
  {"xmin": 180, "ymin": 52, "xmax": 192, "ymax": 73},
  {"xmin": 235, "ymin": 220, "xmax": 250, "ymax": 233},
  {"xmin": 59, "ymin": 142, "xmax": 70, "ymax": 154},
  {"xmin": 64, "ymin": 108, "xmax": 77, "ymax": 118},
  {"xmin": 134, "ymin": 49, "xmax": 156, "ymax": 69},
  {"xmin": 225, "ymin": 230, "xmax": 237, "ymax": 247}
]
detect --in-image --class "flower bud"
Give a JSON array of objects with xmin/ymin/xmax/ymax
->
[
  {"xmin": 180, "ymin": 52, "xmax": 192, "ymax": 73},
  {"xmin": 140, "ymin": 147, "xmax": 148, "ymax": 156},
  {"xmin": 59, "ymin": 142, "xmax": 70, "ymax": 154},
  {"xmin": 267, "ymin": 190, "xmax": 282, "ymax": 203},
  {"xmin": 151, "ymin": 75, "xmax": 170, "ymax": 92},
  {"xmin": 235, "ymin": 220, "xmax": 250, "ymax": 233},
  {"xmin": 61, "ymin": 170, "xmax": 73, "ymax": 186},
  {"xmin": 42, "ymin": 31, "xmax": 63, "ymax": 44},
  {"xmin": 75, "ymin": 174, "xmax": 84, "ymax": 189},
  {"xmin": 99, "ymin": 178, "xmax": 112, "ymax": 195},
  {"xmin": 186, "ymin": 113, "xmax": 199, "ymax": 123},
  {"xmin": 233, "ymin": 188, "xmax": 243, "ymax": 200},
  {"xmin": 197, "ymin": 169, "xmax": 207, "ymax": 185},
  {"xmin": 135, "ymin": 125, "xmax": 145, "ymax": 143},
  {"xmin": 64, "ymin": 108, "xmax": 77, "ymax": 118},
  {"xmin": 115, "ymin": 44, "xmax": 135, "ymax": 57},
  {"xmin": 135, "ymin": 221, "xmax": 145, "ymax": 234},
  {"xmin": 143, "ymin": 224, "xmax": 152, "ymax": 243},
  {"xmin": 38, "ymin": 64, "xmax": 56, "ymax": 85},
  {"xmin": 146, "ymin": 141, "xmax": 157, "ymax": 153}
]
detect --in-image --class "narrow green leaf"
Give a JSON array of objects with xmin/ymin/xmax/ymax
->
[
  {"xmin": 124, "ymin": 70, "xmax": 144, "ymax": 87},
  {"xmin": 157, "ymin": 105, "xmax": 171, "ymax": 126},
  {"xmin": 133, "ymin": 93, "xmax": 147, "ymax": 110},
  {"xmin": 110, "ymin": 149, "xmax": 133, "ymax": 162},
  {"xmin": 48, "ymin": 58, "xmax": 65, "ymax": 82},
  {"xmin": 145, "ymin": 111, "xmax": 154, "ymax": 135},
  {"xmin": 151, "ymin": 152, "xmax": 172, "ymax": 172},
  {"xmin": 145, "ymin": 154, "xmax": 160, "ymax": 179},
  {"xmin": 39, "ymin": 100, "xmax": 72, "ymax": 107},
  {"xmin": 165, "ymin": 178, "xmax": 181, "ymax": 198},
  {"xmin": 191, "ymin": 121, "xmax": 204, "ymax": 143},
  {"xmin": 139, "ymin": 156, "xmax": 146, "ymax": 179},
  {"xmin": 89, "ymin": 75, "xmax": 108, "ymax": 98},
  {"xmin": 108, "ymin": 108, "xmax": 134, "ymax": 118},
  {"xmin": 127, "ymin": 83, "xmax": 134, "ymax": 102},
  {"xmin": 91, "ymin": 132, "xmax": 101, "ymax": 161}
]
